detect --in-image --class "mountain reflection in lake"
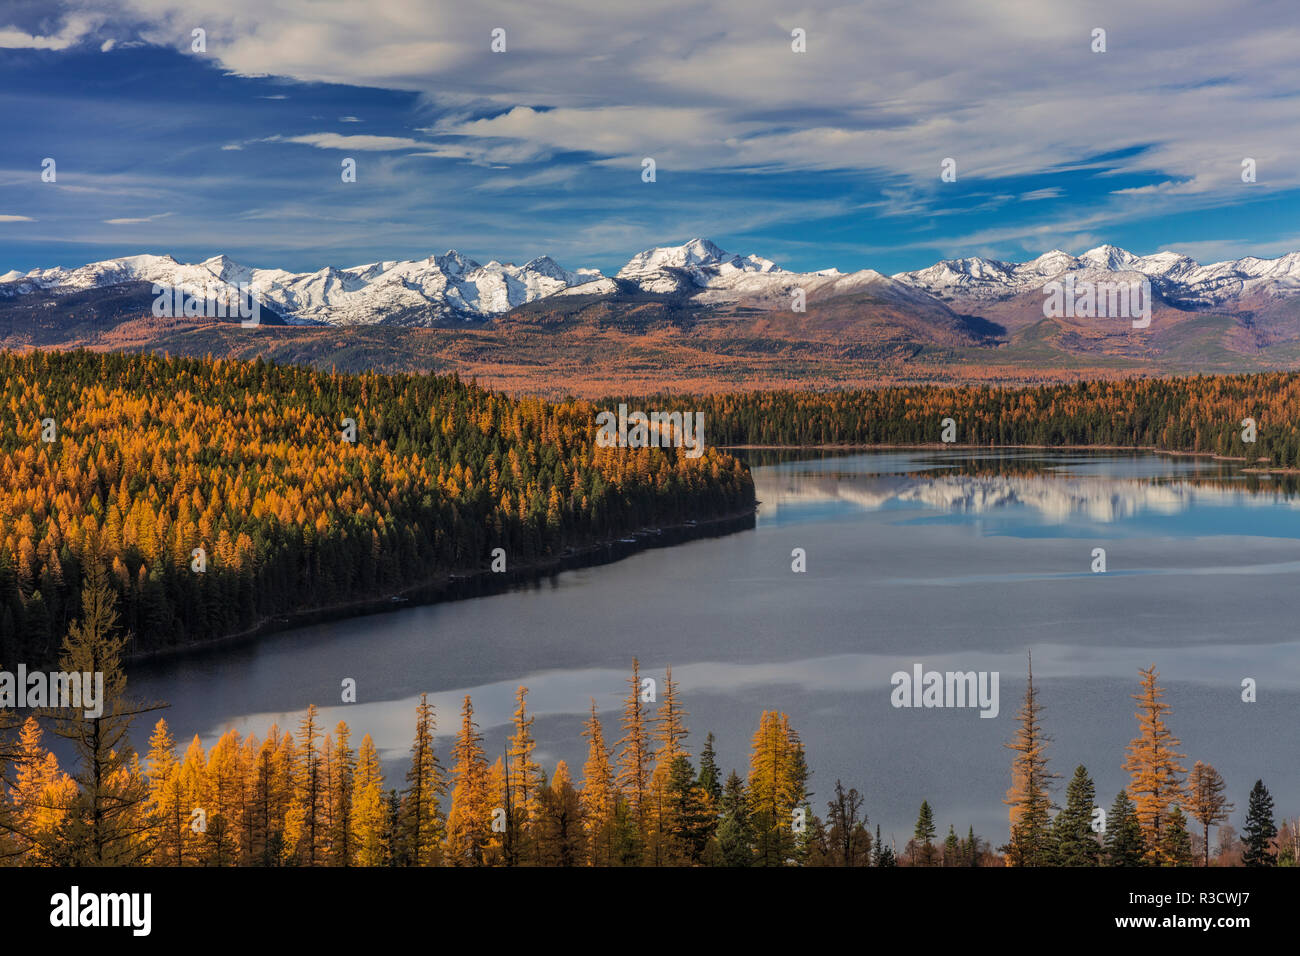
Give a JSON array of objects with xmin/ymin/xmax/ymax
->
[{"xmin": 128, "ymin": 451, "xmax": 1300, "ymax": 846}]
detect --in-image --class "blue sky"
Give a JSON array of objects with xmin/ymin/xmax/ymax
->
[{"xmin": 3, "ymin": 0, "xmax": 1300, "ymax": 276}]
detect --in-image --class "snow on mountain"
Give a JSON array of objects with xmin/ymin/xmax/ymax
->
[
  {"xmin": 893, "ymin": 245, "xmax": 1300, "ymax": 306},
  {"xmin": 555, "ymin": 276, "xmax": 620, "ymax": 297},
  {"xmin": 616, "ymin": 238, "xmax": 785, "ymax": 293},
  {"xmin": 614, "ymin": 238, "xmax": 933, "ymax": 309},
  {"xmin": 7, "ymin": 240, "xmax": 1300, "ymax": 325},
  {"xmin": 1, "ymin": 249, "xmax": 605, "ymax": 326}
]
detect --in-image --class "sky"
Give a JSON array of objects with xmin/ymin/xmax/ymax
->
[{"xmin": 2, "ymin": 0, "xmax": 1300, "ymax": 276}]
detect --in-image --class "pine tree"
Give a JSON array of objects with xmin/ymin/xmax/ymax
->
[
  {"xmin": 536, "ymin": 760, "xmax": 585, "ymax": 866},
  {"xmin": 1122, "ymin": 665, "xmax": 1187, "ymax": 863},
  {"xmin": 912, "ymin": 800, "xmax": 937, "ymax": 866},
  {"xmin": 872, "ymin": 822, "xmax": 896, "ymax": 867},
  {"xmin": 507, "ymin": 685, "xmax": 541, "ymax": 863},
  {"xmin": 177, "ymin": 735, "xmax": 206, "ymax": 865},
  {"xmin": 4, "ymin": 716, "xmax": 76, "ymax": 864},
  {"xmin": 1003, "ymin": 653, "xmax": 1057, "ymax": 866},
  {"xmin": 1053, "ymin": 765, "xmax": 1100, "ymax": 866},
  {"xmin": 143, "ymin": 718, "xmax": 183, "ymax": 866},
  {"xmin": 1241, "ymin": 779, "xmax": 1277, "ymax": 867},
  {"xmin": 1103, "ymin": 790, "xmax": 1146, "ymax": 867},
  {"xmin": 444, "ymin": 695, "xmax": 492, "ymax": 866},
  {"xmin": 653, "ymin": 666, "xmax": 689, "ymax": 769},
  {"xmin": 615, "ymin": 659, "xmax": 651, "ymax": 838},
  {"xmin": 485, "ymin": 756, "xmax": 509, "ymax": 866},
  {"xmin": 384, "ymin": 789, "xmax": 401, "ymax": 866},
  {"xmin": 284, "ymin": 705, "xmax": 326, "ymax": 865},
  {"xmin": 328, "ymin": 721, "xmax": 355, "ymax": 865},
  {"xmin": 696, "ymin": 731, "xmax": 723, "ymax": 809},
  {"xmin": 250, "ymin": 725, "xmax": 293, "ymax": 866},
  {"xmin": 1187, "ymin": 761, "xmax": 1232, "ymax": 868},
  {"xmin": 717, "ymin": 770, "xmax": 754, "ymax": 867},
  {"xmin": 670, "ymin": 753, "xmax": 714, "ymax": 864},
  {"xmin": 943, "ymin": 825, "xmax": 960, "ymax": 866},
  {"xmin": 46, "ymin": 558, "xmax": 161, "ymax": 865},
  {"xmin": 747, "ymin": 710, "xmax": 807, "ymax": 866},
  {"xmin": 579, "ymin": 701, "xmax": 617, "ymax": 866},
  {"xmin": 351, "ymin": 734, "xmax": 388, "ymax": 866},
  {"xmin": 398, "ymin": 693, "xmax": 444, "ymax": 866},
  {"xmin": 646, "ymin": 668, "xmax": 693, "ymax": 865},
  {"xmin": 235, "ymin": 734, "xmax": 259, "ymax": 865},
  {"xmin": 1159, "ymin": 806, "xmax": 1194, "ymax": 866},
  {"xmin": 202, "ymin": 729, "xmax": 244, "ymax": 865}
]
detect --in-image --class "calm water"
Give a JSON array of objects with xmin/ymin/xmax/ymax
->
[{"xmin": 127, "ymin": 450, "xmax": 1300, "ymax": 846}]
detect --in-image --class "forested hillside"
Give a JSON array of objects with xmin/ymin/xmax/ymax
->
[
  {"xmin": 0, "ymin": 350, "xmax": 755, "ymax": 665},
  {"xmin": 623, "ymin": 374, "xmax": 1300, "ymax": 466}
]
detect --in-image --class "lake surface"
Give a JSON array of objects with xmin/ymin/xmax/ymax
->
[{"xmin": 127, "ymin": 450, "xmax": 1300, "ymax": 848}]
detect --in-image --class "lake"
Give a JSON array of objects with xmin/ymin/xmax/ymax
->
[{"xmin": 127, "ymin": 449, "xmax": 1300, "ymax": 849}]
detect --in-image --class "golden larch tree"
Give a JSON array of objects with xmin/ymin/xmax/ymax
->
[
  {"xmin": 580, "ymin": 701, "xmax": 618, "ymax": 866},
  {"xmin": 444, "ymin": 695, "xmax": 492, "ymax": 866},
  {"xmin": 350, "ymin": 733, "xmax": 388, "ymax": 867},
  {"xmin": 1123, "ymin": 665, "xmax": 1188, "ymax": 863}
]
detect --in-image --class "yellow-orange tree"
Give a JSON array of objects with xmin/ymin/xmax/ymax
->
[
  {"xmin": 1122, "ymin": 666, "xmax": 1188, "ymax": 863},
  {"xmin": 0, "ymin": 350, "xmax": 754, "ymax": 665}
]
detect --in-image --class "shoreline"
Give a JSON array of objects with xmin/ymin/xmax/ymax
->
[
  {"xmin": 121, "ymin": 441, "xmax": 1291, "ymax": 666},
  {"xmin": 721, "ymin": 442, "xmax": 1270, "ymax": 465},
  {"xmin": 124, "ymin": 506, "xmax": 757, "ymax": 665}
]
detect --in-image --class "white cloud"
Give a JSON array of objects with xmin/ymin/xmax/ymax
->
[
  {"xmin": 0, "ymin": 13, "xmax": 100, "ymax": 50},
  {"xmin": 0, "ymin": 215, "xmax": 36, "ymax": 222},
  {"xmin": 18, "ymin": 0, "xmax": 1300, "ymax": 262},
  {"xmin": 103, "ymin": 211, "xmax": 173, "ymax": 224},
  {"xmin": 285, "ymin": 133, "xmax": 431, "ymax": 151},
  {"xmin": 472, "ymin": 166, "xmax": 577, "ymax": 192},
  {"xmin": 87, "ymin": 1, "xmax": 1299, "ymax": 211}
]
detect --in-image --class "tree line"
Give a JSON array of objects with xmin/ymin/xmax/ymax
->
[
  {"xmin": 0, "ymin": 350, "xmax": 755, "ymax": 668},
  {"xmin": 3, "ymin": 568, "xmax": 1290, "ymax": 867},
  {"xmin": 621, "ymin": 373, "xmax": 1300, "ymax": 466},
  {"xmin": 0, "ymin": 566, "xmax": 903, "ymax": 866},
  {"xmin": 996, "ymin": 657, "xmax": 1289, "ymax": 867}
]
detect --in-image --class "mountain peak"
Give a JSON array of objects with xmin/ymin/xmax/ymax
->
[
  {"xmin": 1079, "ymin": 244, "xmax": 1138, "ymax": 269},
  {"xmin": 202, "ymin": 254, "xmax": 251, "ymax": 280},
  {"xmin": 435, "ymin": 250, "xmax": 480, "ymax": 275},
  {"xmin": 617, "ymin": 238, "xmax": 731, "ymax": 277}
]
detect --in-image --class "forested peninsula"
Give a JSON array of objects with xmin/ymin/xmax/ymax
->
[{"xmin": 0, "ymin": 351, "xmax": 755, "ymax": 666}]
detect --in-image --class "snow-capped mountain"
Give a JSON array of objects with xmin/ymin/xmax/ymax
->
[
  {"xmin": 7, "ymin": 239, "xmax": 1300, "ymax": 327},
  {"xmin": 612, "ymin": 237, "xmax": 945, "ymax": 310},
  {"xmin": 893, "ymin": 245, "xmax": 1300, "ymax": 307},
  {"xmin": 4, "ymin": 251, "xmax": 605, "ymax": 326}
]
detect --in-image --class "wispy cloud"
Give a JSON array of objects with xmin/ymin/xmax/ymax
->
[
  {"xmin": 0, "ymin": 12, "xmax": 100, "ymax": 50},
  {"xmin": 5, "ymin": 0, "xmax": 1300, "ymax": 273},
  {"xmin": 284, "ymin": 133, "xmax": 432, "ymax": 151},
  {"xmin": 103, "ymin": 211, "xmax": 173, "ymax": 224}
]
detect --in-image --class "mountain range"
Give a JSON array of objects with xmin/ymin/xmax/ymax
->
[
  {"xmin": 7, "ymin": 237, "xmax": 1300, "ymax": 327},
  {"xmin": 5, "ymin": 238, "xmax": 1300, "ymax": 393}
]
